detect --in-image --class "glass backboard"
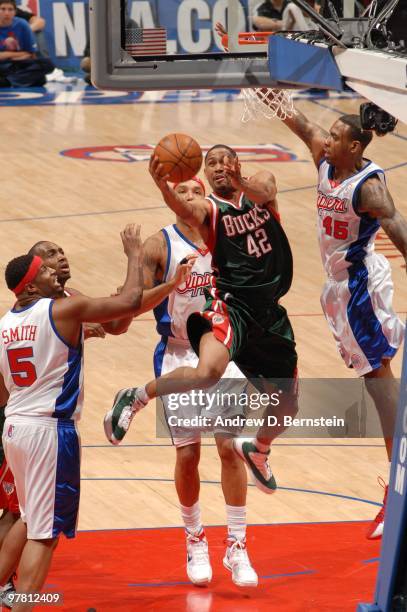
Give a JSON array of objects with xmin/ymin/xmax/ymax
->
[{"xmin": 90, "ymin": 0, "xmax": 278, "ymax": 91}]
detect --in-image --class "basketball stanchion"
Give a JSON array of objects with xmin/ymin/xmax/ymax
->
[{"xmin": 358, "ymin": 327, "xmax": 407, "ymax": 612}]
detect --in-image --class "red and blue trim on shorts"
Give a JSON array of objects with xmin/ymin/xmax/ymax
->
[{"xmin": 187, "ymin": 278, "xmax": 235, "ymax": 357}]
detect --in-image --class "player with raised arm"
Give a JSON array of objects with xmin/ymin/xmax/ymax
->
[
  {"xmin": 27, "ymin": 240, "xmax": 193, "ymax": 337},
  {"xmin": 105, "ymin": 144, "xmax": 299, "ymax": 500},
  {"xmin": 280, "ymin": 106, "xmax": 407, "ymax": 538},
  {"xmin": 0, "ymin": 225, "xmax": 145, "ymax": 611},
  {"xmin": 0, "ymin": 236, "xmax": 195, "ymax": 608}
]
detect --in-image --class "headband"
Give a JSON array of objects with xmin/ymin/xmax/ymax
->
[
  {"xmin": 173, "ymin": 176, "xmax": 206, "ymax": 196},
  {"xmin": 12, "ymin": 256, "xmax": 43, "ymax": 296}
]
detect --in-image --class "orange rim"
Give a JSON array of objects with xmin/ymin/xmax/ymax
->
[{"xmin": 221, "ymin": 32, "xmax": 274, "ymax": 48}]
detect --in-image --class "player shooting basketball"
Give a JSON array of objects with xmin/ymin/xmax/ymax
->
[
  {"xmin": 111, "ymin": 177, "xmax": 258, "ymax": 587},
  {"xmin": 105, "ymin": 142, "xmax": 299, "ymax": 506}
]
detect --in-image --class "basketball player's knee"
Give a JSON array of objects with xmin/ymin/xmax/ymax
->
[
  {"xmin": 176, "ymin": 444, "xmax": 200, "ymax": 474},
  {"xmin": 196, "ymin": 362, "xmax": 224, "ymax": 385},
  {"xmin": 276, "ymin": 393, "xmax": 298, "ymax": 420},
  {"xmin": 216, "ymin": 437, "xmax": 237, "ymax": 465},
  {"xmin": 364, "ymin": 374, "xmax": 391, "ymax": 404}
]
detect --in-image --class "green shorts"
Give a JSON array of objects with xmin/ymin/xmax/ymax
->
[{"xmin": 187, "ymin": 287, "xmax": 298, "ymax": 386}]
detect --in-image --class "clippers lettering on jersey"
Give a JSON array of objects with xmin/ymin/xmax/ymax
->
[
  {"xmin": 2, "ymin": 325, "xmax": 38, "ymax": 345},
  {"xmin": 317, "ymin": 191, "xmax": 348, "ymax": 214},
  {"xmin": 176, "ymin": 272, "xmax": 212, "ymax": 298},
  {"xmin": 222, "ymin": 207, "xmax": 271, "ymax": 238}
]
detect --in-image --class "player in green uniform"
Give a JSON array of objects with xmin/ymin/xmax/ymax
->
[{"xmin": 104, "ymin": 144, "xmax": 298, "ymax": 492}]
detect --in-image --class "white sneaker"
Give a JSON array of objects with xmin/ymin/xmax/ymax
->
[
  {"xmin": 0, "ymin": 574, "xmax": 16, "ymax": 609},
  {"xmin": 46, "ymin": 68, "xmax": 77, "ymax": 83},
  {"xmin": 223, "ymin": 538, "xmax": 258, "ymax": 587},
  {"xmin": 186, "ymin": 529, "xmax": 212, "ymax": 586}
]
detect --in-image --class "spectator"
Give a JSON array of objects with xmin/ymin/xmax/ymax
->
[
  {"xmin": 252, "ymin": 0, "xmax": 289, "ymax": 31},
  {"xmin": 16, "ymin": 3, "xmax": 75, "ymax": 83},
  {"xmin": 81, "ymin": 40, "xmax": 91, "ymax": 85},
  {"xmin": 0, "ymin": 0, "xmax": 53, "ymax": 87},
  {"xmin": 280, "ymin": 0, "xmax": 317, "ymax": 30},
  {"xmin": 253, "ymin": 0, "xmax": 317, "ymax": 31}
]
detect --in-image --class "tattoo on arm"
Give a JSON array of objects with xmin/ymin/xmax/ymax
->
[{"xmin": 360, "ymin": 177, "xmax": 407, "ymax": 263}]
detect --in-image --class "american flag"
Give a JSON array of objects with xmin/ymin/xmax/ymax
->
[{"xmin": 125, "ymin": 28, "xmax": 167, "ymax": 56}]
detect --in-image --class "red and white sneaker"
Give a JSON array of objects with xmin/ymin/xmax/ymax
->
[
  {"xmin": 366, "ymin": 477, "xmax": 388, "ymax": 540},
  {"xmin": 186, "ymin": 529, "xmax": 212, "ymax": 585}
]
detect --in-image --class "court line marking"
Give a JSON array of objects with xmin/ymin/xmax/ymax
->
[
  {"xmin": 77, "ymin": 518, "xmax": 375, "ymax": 533},
  {"xmin": 82, "ymin": 442, "xmax": 385, "ymax": 448},
  {"xmin": 0, "ymin": 163, "xmax": 404, "ymax": 225},
  {"xmin": 80, "ymin": 477, "xmax": 382, "ymax": 507},
  {"xmin": 128, "ymin": 569, "xmax": 317, "ymax": 587}
]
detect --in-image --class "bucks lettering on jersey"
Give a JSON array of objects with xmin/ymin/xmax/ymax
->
[{"xmin": 206, "ymin": 192, "xmax": 293, "ymax": 301}]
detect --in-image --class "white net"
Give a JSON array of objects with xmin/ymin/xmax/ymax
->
[{"xmin": 241, "ymin": 87, "xmax": 296, "ymax": 122}]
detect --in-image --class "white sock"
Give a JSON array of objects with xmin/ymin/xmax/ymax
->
[
  {"xmin": 226, "ymin": 504, "xmax": 246, "ymax": 542},
  {"xmin": 181, "ymin": 501, "xmax": 202, "ymax": 535},
  {"xmin": 254, "ymin": 439, "xmax": 270, "ymax": 453},
  {"xmin": 136, "ymin": 385, "xmax": 150, "ymax": 405}
]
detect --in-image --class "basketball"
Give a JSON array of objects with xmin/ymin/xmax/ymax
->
[{"xmin": 153, "ymin": 133, "xmax": 203, "ymax": 183}]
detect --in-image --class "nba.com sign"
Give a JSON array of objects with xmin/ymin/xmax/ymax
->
[{"xmin": 17, "ymin": 0, "xmax": 251, "ymax": 70}]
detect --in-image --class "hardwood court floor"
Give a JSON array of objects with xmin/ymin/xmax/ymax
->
[{"xmin": 0, "ymin": 86, "xmax": 406, "ymax": 540}]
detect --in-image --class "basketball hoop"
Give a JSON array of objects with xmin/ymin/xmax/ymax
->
[
  {"xmin": 240, "ymin": 87, "xmax": 296, "ymax": 123},
  {"xmin": 230, "ymin": 34, "xmax": 296, "ymax": 122}
]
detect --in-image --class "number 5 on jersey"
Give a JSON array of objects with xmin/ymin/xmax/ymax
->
[{"xmin": 7, "ymin": 347, "xmax": 37, "ymax": 387}]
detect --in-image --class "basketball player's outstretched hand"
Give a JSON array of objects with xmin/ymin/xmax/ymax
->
[
  {"xmin": 223, "ymin": 156, "xmax": 242, "ymax": 189},
  {"xmin": 173, "ymin": 254, "xmax": 198, "ymax": 287},
  {"xmin": 121, "ymin": 223, "xmax": 143, "ymax": 258},
  {"xmin": 215, "ymin": 22, "xmax": 228, "ymax": 51},
  {"xmin": 84, "ymin": 322, "xmax": 106, "ymax": 340},
  {"xmin": 149, "ymin": 155, "xmax": 170, "ymax": 189},
  {"xmin": 215, "ymin": 22, "xmax": 227, "ymax": 38}
]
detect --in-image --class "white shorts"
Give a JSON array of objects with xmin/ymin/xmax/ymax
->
[
  {"xmin": 2, "ymin": 416, "xmax": 80, "ymax": 540},
  {"xmin": 154, "ymin": 337, "xmax": 247, "ymax": 447},
  {"xmin": 321, "ymin": 254, "xmax": 405, "ymax": 376}
]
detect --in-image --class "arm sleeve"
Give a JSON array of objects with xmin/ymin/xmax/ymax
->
[{"xmin": 21, "ymin": 20, "xmax": 37, "ymax": 53}]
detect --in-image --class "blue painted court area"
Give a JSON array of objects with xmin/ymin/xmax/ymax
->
[{"xmin": 0, "ymin": 83, "xmax": 359, "ymax": 107}]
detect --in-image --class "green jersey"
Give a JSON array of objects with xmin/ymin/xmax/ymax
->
[{"xmin": 206, "ymin": 192, "xmax": 293, "ymax": 303}]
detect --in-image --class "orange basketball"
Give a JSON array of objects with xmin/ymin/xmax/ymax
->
[{"xmin": 153, "ymin": 133, "xmax": 203, "ymax": 183}]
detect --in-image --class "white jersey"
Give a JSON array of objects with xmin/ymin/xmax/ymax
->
[
  {"xmin": 154, "ymin": 224, "xmax": 212, "ymax": 342},
  {"xmin": 317, "ymin": 159, "xmax": 385, "ymax": 279},
  {"xmin": 153, "ymin": 225, "xmax": 246, "ymax": 447},
  {"xmin": 0, "ymin": 298, "xmax": 84, "ymax": 420}
]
